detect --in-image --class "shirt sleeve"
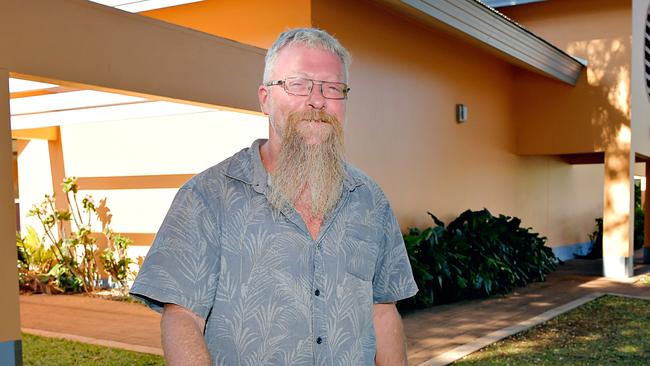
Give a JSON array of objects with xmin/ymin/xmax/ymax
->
[
  {"xmin": 130, "ymin": 184, "xmax": 221, "ymax": 319},
  {"xmin": 372, "ymin": 200, "xmax": 419, "ymax": 304}
]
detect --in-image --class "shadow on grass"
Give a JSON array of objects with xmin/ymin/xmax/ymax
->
[{"xmin": 453, "ymin": 295, "xmax": 650, "ymax": 366}]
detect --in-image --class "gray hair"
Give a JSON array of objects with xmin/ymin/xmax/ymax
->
[{"xmin": 263, "ymin": 28, "xmax": 351, "ymax": 83}]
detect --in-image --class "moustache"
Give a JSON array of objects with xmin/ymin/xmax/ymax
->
[{"xmin": 287, "ymin": 110, "xmax": 339, "ymax": 125}]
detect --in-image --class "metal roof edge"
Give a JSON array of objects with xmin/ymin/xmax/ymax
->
[
  {"xmin": 481, "ymin": 0, "xmax": 545, "ymax": 8},
  {"xmin": 399, "ymin": 0, "xmax": 585, "ymax": 85}
]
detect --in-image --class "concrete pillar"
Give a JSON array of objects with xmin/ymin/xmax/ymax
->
[
  {"xmin": 602, "ymin": 146, "xmax": 635, "ymax": 278},
  {"xmin": 643, "ymin": 161, "xmax": 650, "ymax": 264},
  {"xmin": 0, "ymin": 70, "xmax": 23, "ymax": 364}
]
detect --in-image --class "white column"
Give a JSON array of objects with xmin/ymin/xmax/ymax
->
[{"xmin": 602, "ymin": 146, "xmax": 635, "ymax": 278}]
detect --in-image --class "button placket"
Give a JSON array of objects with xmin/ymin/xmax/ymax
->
[{"xmin": 312, "ymin": 237, "xmax": 327, "ymax": 354}]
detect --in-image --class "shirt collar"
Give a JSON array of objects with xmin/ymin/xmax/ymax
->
[{"xmin": 225, "ymin": 138, "xmax": 362, "ymax": 193}]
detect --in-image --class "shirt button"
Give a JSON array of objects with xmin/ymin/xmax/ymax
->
[
  {"xmin": 316, "ymin": 337, "xmax": 323, "ymax": 344},
  {"xmin": 314, "ymin": 289, "xmax": 320, "ymax": 296}
]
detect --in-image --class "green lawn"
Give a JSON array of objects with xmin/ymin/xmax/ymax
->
[
  {"xmin": 22, "ymin": 333, "xmax": 164, "ymax": 366},
  {"xmin": 454, "ymin": 295, "xmax": 650, "ymax": 365}
]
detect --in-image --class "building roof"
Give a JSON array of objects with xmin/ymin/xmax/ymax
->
[
  {"xmin": 480, "ymin": 0, "xmax": 545, "ymax": 8},
  {"xmin": 377, "ymin": 0, "xmax": 584, "ymax": 85}
]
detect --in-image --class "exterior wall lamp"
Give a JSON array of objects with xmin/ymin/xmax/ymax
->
[{"xmin": 456, "ymin": 104, "xmax": 468, "ymax": 123}]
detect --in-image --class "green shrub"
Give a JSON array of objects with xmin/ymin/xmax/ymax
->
[
  {"xmin": 16, "ymin": 226, "xmax": 58, "ymax": 293},
  {"xmin": 22, "ymin": 177, "xmax": 135, "ymax": 293},
  {"xmin": 100, "ymin": 229, "xmax": 134, "ymax": 289},
  {"xmin": 634, "ymin": 180, "xmax": 644, "ymax": 250},
  {"xmin": 399, "ymin": 209, "xmax": 557, "ymax": 310}
]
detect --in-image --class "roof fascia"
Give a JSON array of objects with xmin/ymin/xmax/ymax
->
[
  {"xmin": 400, "ymin": 0, "xmax": 584, "ymax": 85},
  {"xmin": 481, "ymin": 0, "xmax": 545, "ymax": 8}
]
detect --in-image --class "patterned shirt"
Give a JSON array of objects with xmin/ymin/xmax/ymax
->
[{"xmin": 130, "ymin": 139, "xmax": 418, "ymax": 366}]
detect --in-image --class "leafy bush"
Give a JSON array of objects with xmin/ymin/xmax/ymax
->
[
  {"xmin": 16, "ymin": 226, "xmax": 58, "ymax": 293},
  {"xmin": 20, "ymin": 177, "xmax": 135, "ymax": 293},
  {"xmin": 100, "ymin": 229, "xmax": 134, "ymax": 289},
  {"xmin": 634, "ymin": 180, "xmax": 644, "ymax": 250},
  {"xmin": 399, "ymin": 209, "xmax": 557, "ymax": 310}
]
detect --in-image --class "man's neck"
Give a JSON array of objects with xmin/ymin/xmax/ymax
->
[
  {"xmin": 259, "ymin": 138, "xmax": 280, "ymax": 174},
  {"xmin": 294, "ymin": 186, "xmax": 323, "ymax": 240}
]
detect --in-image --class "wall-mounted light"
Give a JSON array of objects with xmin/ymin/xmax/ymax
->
[{"xmin": 456, "ymin": 104, "xmax": 468, "ymax": 123}]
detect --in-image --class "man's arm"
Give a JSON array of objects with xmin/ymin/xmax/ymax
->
[
  {"xmin": 161, "ymin": 303, "xmax": 211, "ymax": 366},
  {"xmin": 373, "ymin": 302, "xmax": 408, "ymax": 366}
]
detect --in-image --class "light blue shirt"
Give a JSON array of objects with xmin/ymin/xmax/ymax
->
[{"xmin": 131, "ymin": 139, "xmax": 418, "ymax": 365}]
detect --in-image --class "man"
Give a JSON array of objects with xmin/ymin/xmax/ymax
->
[{"xmin": 131, "ymin": 28, "xmax": 417, "ymax": 366}]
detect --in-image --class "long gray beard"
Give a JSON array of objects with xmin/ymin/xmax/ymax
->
[{"xmin": 268, "ymin": 110, "xmax": 345, "ymax": 219}]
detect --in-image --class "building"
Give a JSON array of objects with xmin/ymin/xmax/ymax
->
[{"xmin": 1, "ymin": 0, "xmax": 648, "ymax": 363}]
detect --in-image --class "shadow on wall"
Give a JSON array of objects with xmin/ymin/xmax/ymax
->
[
  {"xmin": 566, "ymin": 37, "xmax": 631, "ymax": 151},
  {"xmin": 571, "ymin": 37, "xmax": 633, "ymax": 256}
]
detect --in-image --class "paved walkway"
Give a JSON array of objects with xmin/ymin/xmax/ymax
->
[{"xmin": 19, "ymin": 255, "xmax": 650, "ymax": 365}]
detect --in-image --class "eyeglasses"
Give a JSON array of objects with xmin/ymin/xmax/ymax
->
[{"xmin": 265, "ymin": 77, "xmax": 350, "ymax": 100}]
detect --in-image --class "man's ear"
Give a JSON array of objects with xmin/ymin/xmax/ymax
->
[{"xmin": 258, "ymin": 85, "xmax": 269, "ymax": 115}]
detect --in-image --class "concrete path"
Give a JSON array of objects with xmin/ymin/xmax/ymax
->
[
  {"xmin": 20, "ymin": 293, "xmax": 162, "ymax": 355},
  {"xmin": 19, "ymin": 255, "xmax": 650, "ymax": 365}
]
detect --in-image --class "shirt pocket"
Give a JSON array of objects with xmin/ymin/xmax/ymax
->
[{"xmin": 344, "ymin": 225, "xmax": 378, "ymax": 282}]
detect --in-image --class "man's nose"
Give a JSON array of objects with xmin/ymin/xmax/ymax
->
[{"xmin": 307, "ymin": 83, "xmax": 326, "ymax": 109}]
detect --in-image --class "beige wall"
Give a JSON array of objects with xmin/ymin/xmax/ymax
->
[
  {"xmin": 16, "ymin": 139, "xmax": 56, "ymax": 235},
  {"xmin": 17, "ymin": 110, "xmax": 267, "ymax": 253},
  {"xmin": 515, "ymin": 157, "xmax": 604, "ymax": 246},
  {"xmin": 309, "ymin": 0, "xmax": 603, "ymax": 247}
]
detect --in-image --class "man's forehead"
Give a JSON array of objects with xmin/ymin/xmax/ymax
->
[{"xmin": 273, "ymin": 44, "xmax": 344, "ymax": 80}]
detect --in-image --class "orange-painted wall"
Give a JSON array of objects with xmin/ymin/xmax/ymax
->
[
  {"xmin": 311, "ymin": 0, "xmax": 603, "ymax": 246},
  {"xmin": 139, "ymin": 0, "xmax": 606, "ymax": 247},
  {"xmin": 502, "ymin": 0, "xmax": 632, "ymax": 155},
  {"xmin": 312, "ymin": 0, "xmax": 517, "ymax": 227},
  {"xmin": 142, "ymin": 0, "xmax": 311, "ymax": 49}
]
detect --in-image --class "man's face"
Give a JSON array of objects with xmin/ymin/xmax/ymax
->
[{"xmin": 259, "ymin": 43, "xmax": 347, "ymax": 146}]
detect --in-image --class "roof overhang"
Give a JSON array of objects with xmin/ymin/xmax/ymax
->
[
  {"xmin": 0, "ymin": 0, "xmax": 266, "ymax": 112},
  {"xmin": 376, "ymin": 0, "xmax": 584, "ymax": 85},
  {"xmin": 481, "ymin": 0, "xmax": 545, "ymax": 8}
]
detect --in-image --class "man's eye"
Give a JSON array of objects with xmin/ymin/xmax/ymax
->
[
  {"xmin": 326, "ymin": 85, "xmax": 343, "ymax": 93},
  {"xmin": 287, "ymin": 80, "xmax": 309, "ymax": 88}
]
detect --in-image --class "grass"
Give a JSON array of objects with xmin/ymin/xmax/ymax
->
[
  {"xmin": 454, "ymin": 295, "xmax": 650, "ymax": 366},
  {"xmin": 22, "ymin": 333, "xmax": 164, "ymax": 366}
]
